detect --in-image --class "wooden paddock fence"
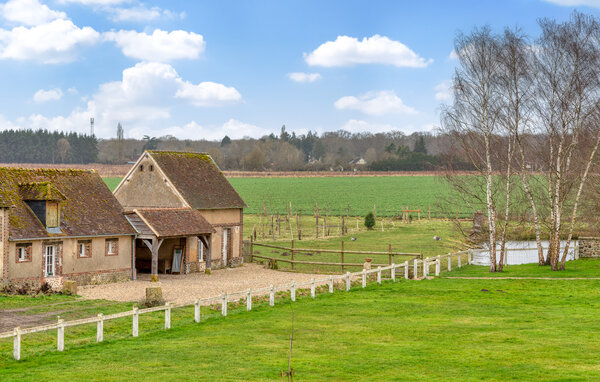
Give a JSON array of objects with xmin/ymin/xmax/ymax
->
[{"xmin": 0, "ymin": 250, "xmax": 474, "ymax": 361}]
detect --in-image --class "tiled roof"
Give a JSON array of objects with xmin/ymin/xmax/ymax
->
[
  {"xmin": 0, "ymin": 168, "xmax": 136, "ymax": 240},
  {"xmin": 132, "ymin": 208, "xmax": 214, "ymax": 238},
  {"xmin": 147, "ymin": 151, "xmax": 246, "ymax": 210}
]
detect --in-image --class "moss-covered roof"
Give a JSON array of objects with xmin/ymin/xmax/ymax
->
[
  {"xmin": 0, "ymin": 167, "xmax": 136, "ymax": 240},
  {"xmin": 128, "ymin": 208, "xmax": 214, "ymax": 238},
  {"xmin": 147, "ymin": 150, "xmax": 246, "ymax": 210}
]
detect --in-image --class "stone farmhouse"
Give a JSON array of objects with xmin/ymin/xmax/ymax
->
[
  {"xmin": 0, "ymin": 150, "xmax": 246, "ymax": 288},
  {"xmin": 0, "ymin": 168, "xmax": 136, "ymax": 288},
  {"xmin": 113, "ymin": 150, "xmax": 246, "ymax": 281}
]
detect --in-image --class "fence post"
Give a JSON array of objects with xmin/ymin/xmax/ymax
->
[
  {"xmin": 329, "ymin": 276, "xmax": 334, "ymax": 293},
  {"xmin": 468, "ymin": 250, "xmax": 473, "ymax": 265},
  {"xmin": 435, "ymin": 256, "xmax": 440, "ymax": 276},
  {"xmin": 13, "ymin": 327, "xmax": 20, "ymax": 361},
  {"xmin": 133, "ymin": 307, "xmax": 139, "ymax": 337},
  {"xmin": 97, "ymin": 313, "xmax": 104, "ymax": 342},
  {"xmin": 391, "ymin": 263, "xmax": 396, "ymax": 281},
  {"xmin": 269, "ymin": 285, "xmax": 275, "ymax": 306},
  {"xmin": 345, "ymin": 272, "xmax": 351, "ymax": 291},
  {"xmin": 377, "ymin": 266, "xmax": 382, "ymax": 284},
  {"xmin": 341, "ymin": 241, "xmax": 345, "ymax": 273},
  {"xmin": 57, "ymin": 318, "xmax": 64, "ymax": 351},
  {"xmin": 448, "ymin": 255, "xmax": 452, "ymax": 272},
  {"xmin": 291, "ymin": 239, "xmax": 295, "ymax": 271},
  {"xmin": 165, "ymin": 303, "xmax": 171, "ymax": 329},
  {"xmin": 311, "ymin": 278, "xmax": 316, "ymax": 298},
  {"xmin": 222, "ymin": 294, "xmax": 228, "ymax": 316},
  {"xmin": 423, "ymin": 258, "xmax": 429, "ymax": 277},
  {"xmin": 246, "ymin": 289, "xmax": 252, "ymax": 311},
  {"xmin": 458, "ymin": 253, "xmax": 462, "ymax": 268},
  {"xmin": 404, "ymin": 261, "xmax": 409, "ymax": 279},
  {"xmin": 413, "ymin": 259, "xmax": 418, "ymax": 279},
  {"xmin": 362, "ymin": 269, "xmax": 366, "ymax": 288},
  {"xmin": 194, "ymin": 299, "xmax": 200, "ymax": 322},
  {"xmin": 291, "ymin": 282, "xmax": 296, "ymax": 301}
]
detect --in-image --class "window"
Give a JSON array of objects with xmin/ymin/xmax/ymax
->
[
  {"xmin": 140, "ymin": 165, "xmax": 144, "ymax": 172},
  {"xmin": 105, "ymin": 239, "xmax": 118, "ymax": 256},
  {"xmin": 16, "ymin": 244, "xmax": 32, "ymax": 263},
  {"xmin": 45, "ymin": 245, "xmax": 55, "ymax": 277},
  {"xmin": 46, "ymin": 202, "xmax": 60, "ymax": 228},
  {"xmin": 78, "ymin": 240, "xmax": 91, "ymax": 258},
  {"xmin": 149, "ymin": 165, "xmax": 154, "ymax": 172},
  {"xmin": 198, "ymin": 238, "xmax": 204, "ymax": 262}
]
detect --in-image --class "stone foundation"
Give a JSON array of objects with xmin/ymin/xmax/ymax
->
[
  {"xmin": 186, "ymin": 261, "xmax": 206, "ymax": 273},
  {"xmin": 64, "ymin": 268, "xmax": 131, "ymax": 286},
  {"xmin": 229, "ymin": 256, "xmax": 243, "ymax": 268},
  {"xmin": 578, "ymin": 237, "xmax": 600, "ymax": 258}
]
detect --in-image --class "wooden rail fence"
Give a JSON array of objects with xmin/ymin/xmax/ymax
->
[{"xmin": 0, "ymin": 250, "xmax": 473, "ymax": 361}]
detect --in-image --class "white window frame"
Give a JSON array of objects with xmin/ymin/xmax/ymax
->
[
  {"xmin": 45, "ymin": 245, "xmax": 55, "ymax": 277},
  {"xmin": 78, "ymin": 242, "xmax": 89, "ymax": 258},
  {"xmin": 222, "ymin": 229, "xmax": 229, "ymax": 263},
  {"xmin": 107, "ymin": 240, "xmax": 117, "ymax": 255},
  {"xmin": 17, "ymin": 247, "xmax": 26, "ymax": 262},
  {"xmin": 198, "ymin": 238, "xmax": 204, "ymax": 262}
]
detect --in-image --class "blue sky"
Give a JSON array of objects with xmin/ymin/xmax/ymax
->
[{"xmin": 0, "ymin": 0, "xmax": 597, "ymax": 140}]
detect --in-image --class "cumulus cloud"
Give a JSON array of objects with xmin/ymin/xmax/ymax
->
[
  {"xmin": 58, "ymin": 0, "xmax": 130, "ymax": 5},
  {"xmin": 434, "ymin": 80, "xmax": 452, "ymax": 101},
  {"xmin": 287, "ymin": 72, "xmax": 322, "ymax": 83},
  {"xmin": 542, "ymin": 0, "xmax": 600, "ymax": 8},
  {"xmin": 0, "ymin": 19, "xmax": 100, "ymax": 63},
  {"xmin": 334, "ymin": 90, "xmax": 416, "ymax": 116},
  {"xmin": 107, "ymin": 5, "xmax": 183, "ymax": 22},
  {"xmin": 1, "ymin": 0, "xmax": 66, "ymax": 26},
  {"xmin": 104, "ymin": 29, "xmax": 205, "ymax": 61},
  {"xmin": 176, "ymin": 81, "xmax": 241, "ymax": 106},
  {"xmin": 161, "ymin": 119, "xmax": 269, "ymax": 140},
  {"xmin": 33, "ymin": 88, "xmax": 64, "ymax": 102},
  {"xmin": 305, "ymin": 35, "xmax": 432, "ymax": 68}
]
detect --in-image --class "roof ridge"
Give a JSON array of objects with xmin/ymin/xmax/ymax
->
[{"xmin": 0, "ymin": 167, "xmax": 96, "ymax": 174}]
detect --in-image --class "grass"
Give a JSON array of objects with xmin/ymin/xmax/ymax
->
[
  {"xmin": 2, "ymin": 272, "xmax": 600, "ymax": 380},
  {"xmin": 102, "ymin": 177, "xmax": 122, "ymax": 191}
]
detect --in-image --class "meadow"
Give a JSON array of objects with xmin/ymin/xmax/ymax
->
[{"xmin": 2, "ymin": 265, "xmax": 600, "ymax": 380}]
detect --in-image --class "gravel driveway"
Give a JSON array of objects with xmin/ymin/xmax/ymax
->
[{"xmin": 79, "ymin": 264, "xmax": 330, "ymax": 305}]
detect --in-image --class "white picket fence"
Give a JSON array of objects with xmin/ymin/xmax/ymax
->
[{"xmin": 0, "ymin": 250, "xmax": 474, "ymax": 361}]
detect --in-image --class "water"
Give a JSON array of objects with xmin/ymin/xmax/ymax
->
[{"xmin": 472, "ymin": 240, "xmax": 577, "ymax": 265}]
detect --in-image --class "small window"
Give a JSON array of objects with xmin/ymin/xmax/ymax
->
[
  {"xmin": 198, "ymin": 238, "xmax": 204, "ymax": 262},
  {"xmin": 78, "ymin": 240, "xmax": 91, "ymax": 258},
  {"xmin": 105, "ymin": 239, "xmax": 118, "ymax": 256},
  {"xmin": 149, "ymin": 165, "xmax": 154, "ymax": 172},
  {"xmin": 139, "ymin": 165, "xmax": 144, "ymax": 172},
  {"xmin": 16, "ymin": 244, "xmax": 32, "ymax": 263}
]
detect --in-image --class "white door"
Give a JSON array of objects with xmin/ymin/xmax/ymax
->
[
  {"xmin": 45, "ymin": 245, "xmax": 55, "ymax": 277},
  {"xmin": 222, "ymin": 229, "xmax": 228, "ymax": 263}
]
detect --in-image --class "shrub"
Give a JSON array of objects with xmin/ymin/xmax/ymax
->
[{"xmin": 364, "ymin": 212, "xmax": 375, "ymax": 230}]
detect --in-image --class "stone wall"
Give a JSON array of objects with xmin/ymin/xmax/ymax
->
[
  {"xmin": 63, "ymin": 268, "xmax": 131, "ymax": 286},
  {"xmin": 578, "ymin": 237, "xmax": 600, "ymax": 258}
]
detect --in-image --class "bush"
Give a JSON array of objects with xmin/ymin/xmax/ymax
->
[{"xmin": 364, "ymin": 212, "xmax": 375, "ymax": 230}]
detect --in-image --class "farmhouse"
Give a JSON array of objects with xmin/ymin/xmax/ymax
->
[
  {"xmin": 0, "ymin": 168, "xmax": 136, "ymax": 288},
  {"xmin": 114, "ymin": 151, "xmax": 246, "ymax": 281}
]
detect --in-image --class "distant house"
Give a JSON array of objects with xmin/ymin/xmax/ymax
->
[
  {"xmin": 349, "ymin": 157, "xmax": 367, "ymax": 166},
  {"xmin": 113, "ymin": 151, "xmax": 246, "ymax": 281},
  {"xmin": 0, "ymin": 168, "xmax": 136, "ymax": 289}
]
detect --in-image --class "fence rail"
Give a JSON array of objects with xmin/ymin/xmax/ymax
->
[{"xmin": 1, "ymin": 249, "xmax": 474, "ymax": 361}]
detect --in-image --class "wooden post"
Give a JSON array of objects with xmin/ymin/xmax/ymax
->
[
  {"xmin": 97, "ymin": 313, "xmax": 104, "ymax": 342},
  {"xmin": 423, "ymin": 258, "xmax": 429, "ymax": 277},
  {"xmin": 448, "ymin": 255, "xmax": 451, "ymax": 272},
  {"xmin": 345, "ymin": 272, "xmax": 351, "ymax": 291},
  {"xmin": 13, "ymin": 327, "xmax": 21, "ymax": 361},
  {"xmin": 324, "ymin": 215, "xmax": 327, "ymax": 236},
  {"xmin": 277, "ymin": 213, "xmax": 280, "ymax": 236},
  {"xmin": 194, "ymin": 300, "xmax": 200, "ymax": 322},
  {"xmin": 291, "ymin": 239, "xmax": 295, "ymax": 271},
  {"xmin": 391, "ymin": 263, "xmax": 396, "ymax": 281},
  {"xmin": 221, "ymin": 294, "xmax": 228, "ymax": 316},
  {"xmin": 413, "ymin": 259, "xmax": 418, "ymax": 279},
  {"xmin": 404, "ymin": 261, "xmax": 409, "ymax": 279},
  {"xmin": 362, "ymin": 269, "xmax": 366, "ymax": 288},
  {"xmin": 269, "ymin": 285, "xmax": 275, "ymax": 306},
  {"xmin": 468, "ymin": 250, "xmax": 473, "ymax": 265},
  {"xmin": 377, "ymin": 266, "xmax": 382, "ymax": 284},
  {"xmin": 315, "ymin": 214, "xmax": 319, "ymax": 238},
  {"xmin": 291, "ymin": 282, "xmax": 296, "ymax": 301},
  {"xmin": 435, "ymin": 256, "xmax": 440, "ymax": 276},
  {"xmin": 57, "ymin": 319, "xmax": 64, "ymax": 351},
  {"xmin": 311, "ymin": 278, "xmax": 315, "ymax": 298},
  {"xmin": 329, "ymin": 276, "xmax": 334, "ymax": 293},
  {"xmin": 165, "ymin": 303, "xmax": 171, "ymax": 329},
  {"xmin": 249, "ymin": 236, "xmax": 254, "ymax": 263},
  {"xmin": 342, "ymin": 216, "xmax": 346, "ymax": 235},
  {"xmin": 271, "ymin": 215, "xmax": 275, "ymax": 240},
  {"xmin": 341, "ymin": 241, "xmax": 345, "ymax": 272},
  {"xmin": 388, "ymin": 244, "xmax": 392, "ymax": 265},
  {"xmin": 458, "ymin": 253, "xmax": 462, "ymax": 268},
  {"xmin": 133, "ymin": 307, "xmax": 139, "ymax": 336},
  {"xmin": 247, "ymin": 289, "xmax": 252, "ymax": 311}
]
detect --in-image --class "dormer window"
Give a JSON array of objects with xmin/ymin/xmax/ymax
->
[
  {"xmin": 46, "ymin": 202, "xmax": 59, "ymax": 228},
  {"xmin": 19, "ymin": 182, "xmax": 65, "ymax": 233}
]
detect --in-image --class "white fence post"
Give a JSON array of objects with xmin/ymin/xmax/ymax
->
[
  {"xmin": 468, "ymin": 250, "xmax": 472, "ymax": 265},
  {"xmin": 269, "ymin": 285, "xmax": 275, "ymax": 306},
  {"xmin": 391, "ymin": 263, "xmax": 396, "ymax": 281},
  {"xmin": 165, "ymin": 303, "xmax": 171, "ymax": 329},
  {"xmin": 448, "ymin": 255, "xmax": 451, "ymax": 271},
  {"xmin": 458, "ymin": 253, "xmax": 462, "ymax": 268},
  {"xmin": 97, "ymin": 313, "xmax": 104, "ymax": 342},
  {"xmin": 291, "ymin": 282, "xmax": 296, "ymax": 301},
  {"xmin": 436, "ymin": 256, "xmax": 440, "ymax": 276},
  {"xmin": 345, "ymin": 272, "xmax": 351, "ymax": 291},
  {"xmin": 362, "ymin": 269, "xmax": 366, "ymax": 288},
  {"xmin": 311, "ymin": 278, "xmax": 316, "ymax": 298},
  {"xmin": 423, "ymin": 258, "xmax": 429, "ymax": 277},
  {"xmin": 133, "ymin": 307, "xmax": 139, "ymax": 337},
  {"xmin": 377, "ymin": 266, "xmax": 382, "ymax": 284},
  {"xmin": 246, "ymin": 289, "xmax": 252, "ymax": 311},
  {"xmin": 413, "ymin": 259, "xmax": 418, "ymax": 279},
  {"xmin": 329, "ymin": 276, "xmax": 333, "ymax": 293},
  {"xmin": 222, "ymin": 294, "xmax": 228, "ymax": 316},
  {"xmin": 404, "ymin": 261, "xmax": 409, "ymax": 280},
  {"xmin": 194, "ymin": 299, "xmax": 201, "ymax": 322},
  {"xmin": 13, "ymin": 327, "xmax": 20, "ymax": 361},
  {"xmin": 57, "ymin": 319, "xmax": 64, "ymax": 352}
]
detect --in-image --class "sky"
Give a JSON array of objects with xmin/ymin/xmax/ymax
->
[{"xmin": 0, "ymin": 0, "xmax": 598, "ymax": 141}]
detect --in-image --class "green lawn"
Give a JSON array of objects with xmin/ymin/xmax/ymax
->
[
  {"xmin": 2, "ymin": 275, "xmax": 600, "ymax": 380},
  {"xmin": 102, "ymin": 177, "xmax": 122, "ymax": 191}
]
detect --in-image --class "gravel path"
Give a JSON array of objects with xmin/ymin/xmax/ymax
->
[{"xmin": 79, "ymin": 264, "xmax": 330, "ymax": 304}]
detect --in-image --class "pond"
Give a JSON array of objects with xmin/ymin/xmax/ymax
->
[{"xmin": 472, "ymin": 240, "xmax": 578, "ymax": 265}]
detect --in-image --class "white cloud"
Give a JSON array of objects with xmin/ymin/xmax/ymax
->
[
  {"xmin": 334, "ymin": 90, "xmax": 417, "ymax": 116},
  {"xmin": 107, "ymin": 5, "xmax": 183, "ymax": 22},
  {"xmin": 305, "ymin": 34, "xmax": 432, "ymax": 68},
  {"xmin": 287, "ymin": 72, "xmax": 322, "ymax": 83},
  {"xmin": 542, "ymin": 0, "xmax": 600, "ymax": 8},
  {"xmin": 104, "ymin": 29, "xmax": 205, "ymax": 61},
  {"xmin": 1, "ymin": 0, "xmax": 66, "ymax": 26},
  {"xmin": 67, "ymin": 86, "xmax": 78, "ymax": 95},
  {"xmin": 0, "ymin": 19, "xmax": 100, "ymax": 63},
  {"xmin": 434, "ymin": 80, "xmax": 452, "ymax": 101},
  {"xmin": 153, "ymin": 119, "xmax": 269, "ymax": 141},
  {"xmin": 33, "ymin": 88, "xmax": 64, "ymax": 102},
  {"xmin": 176, "ymin": 81, "xmax": 241, "ymax": 106},
  {"xmin": 59, "ymin": 0, "xmax": 130, "ymax": 5},
  {"xmin": 341, "ymin": 120, "xmax": 434, "ymax": 134},
  {"xmin": 449, "ymin": 49, "xmax": 458, "ymax": 60}
]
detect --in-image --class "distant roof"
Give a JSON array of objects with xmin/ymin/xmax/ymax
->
[
  {"xmin": 0, "ymin": 168, "xmax": 136, "ymax": 240},
  {"xmin": 128, "ymin": 208, "xmax": 214, "ymax": 238},
  {"xmin": 147, "ymin": 151, "xmax": 246, "ymax": 210}
]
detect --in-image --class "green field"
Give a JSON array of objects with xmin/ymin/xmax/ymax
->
[{"xmin": 3, "ymin": 263, "xmax": 600, "ymax": 380}]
